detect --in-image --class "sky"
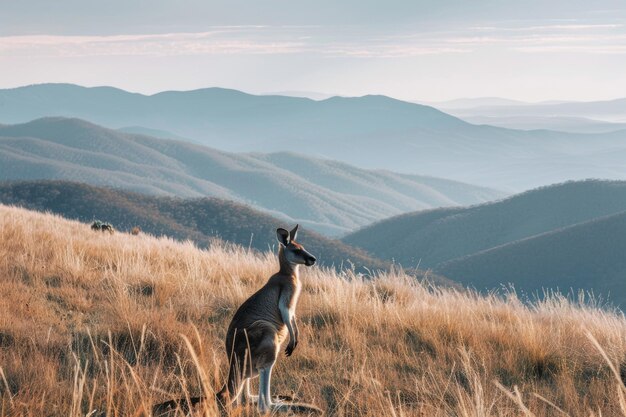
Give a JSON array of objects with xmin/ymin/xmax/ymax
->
[{"xmin": 1, "ymin": 0, "xmax": 626, "ymax": 102}]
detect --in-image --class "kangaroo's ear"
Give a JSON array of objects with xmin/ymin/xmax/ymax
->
[
  {"xmin": 289, "ymin": 224, "xmax": 299, "ymax": 241},
  {"xmin": 276, "ymin": 228, "xmax": 290, "ymax": 246}
]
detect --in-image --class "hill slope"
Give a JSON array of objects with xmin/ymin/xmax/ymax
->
[
  {"xmin": 344, "ymin": 180, "xmax": 626, "ymax": 269},
  {"xmin": 0, "ymin": 117, "xmax": 503, "ymax": 236},
  {"xmin": 3, "ymin": 84, "xmax": 626, "ymax": 189},
  {"xmin": 0, "ymin": 181, "xmax": 389, "ymax": 272},
  {"xmin": 2, "ymin": 204, "xmax": 626, "ymax": 416},
  {"xmin": 438, "ymin": 210, "xmax": 626, "ymax": 306}
]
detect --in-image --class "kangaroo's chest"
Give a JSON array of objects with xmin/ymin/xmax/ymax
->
[{"xmin": 289, "ymin": 280, "xmax": 302, "ymax": 312}]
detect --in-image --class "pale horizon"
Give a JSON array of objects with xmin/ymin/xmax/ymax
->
[{"xmin": 1, "ymin": 0, "xmax": 625, "ymax": 103}]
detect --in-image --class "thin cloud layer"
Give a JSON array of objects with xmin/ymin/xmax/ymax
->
[
  {"xmin": 0, "ymin": 28, "xmax": 470, "ymax": 58},
  {"xmin": 2, "ymin": 21, "xmax": 625, "ymax": 59},
  {"xmin": 0, "ymin": 30, "xmax": 304, "ymax": 57},
  {"xmin": 448, "ymin": 22, "xmax": 626, "ymax": 53}
]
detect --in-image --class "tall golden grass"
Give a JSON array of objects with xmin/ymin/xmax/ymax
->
[{"xmin": 1, "ymin": 204, "xmax": 626, "ymax": 416}]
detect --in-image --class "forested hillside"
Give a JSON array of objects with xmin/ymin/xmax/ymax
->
[{"xmin": 0, "ymin": 180, "xmax": 388, "ymax": 272}]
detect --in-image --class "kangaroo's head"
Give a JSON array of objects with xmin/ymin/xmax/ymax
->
[{"xmin": 276, "ymin": 224, "xmax": 316, "ymax": 267}]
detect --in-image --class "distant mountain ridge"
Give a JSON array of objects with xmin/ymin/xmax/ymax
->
[
  {"xmin": 0, "ymin": 117, "xmax": 502, "ymax": 236},
  {"xmin": 3, "ymin": 84, "xmax": 626, "ymax": 190},
  {"xmin": 446, "ymin": 96, "xmax": 626, "ymax": 132},
  {"xmin": 426, "ymin": 97, "xmax": 529, "ymax": 109},
  {"xmin": 457, "ymin": 115, "xmax": 626, "ymax": 134},
  {"xmin": 448, "ymin": 97, "xmax": 626, "ymax": 120}
]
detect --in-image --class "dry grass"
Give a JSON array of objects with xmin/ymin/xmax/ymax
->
[{"xmin": 1, "ymin": 204, "xmax": 626, "ymax": 417}]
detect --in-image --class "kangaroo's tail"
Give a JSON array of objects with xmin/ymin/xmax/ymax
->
[
  {"xmin": 152, "ymin": 395, "xmax": 323, "ymax": 416},
  {"xmin": 152, "ymin": 396, "xmax": 205, "ymax": 416},
  {"xmin": 273, "ymin": 401, "xmax": 324, "ymax": 414},
  {"xmin": 153, "ymin": 388, "xmax": 232, "ymax": 416}
]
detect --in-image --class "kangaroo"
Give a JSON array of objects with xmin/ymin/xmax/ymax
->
[
  {"xmin": 152, "ymin": 225, "xmax": 322, "ymax": 416},
  {"xmin": 216, "ymin": 224, "xmax": 322, "ymax": 414}
]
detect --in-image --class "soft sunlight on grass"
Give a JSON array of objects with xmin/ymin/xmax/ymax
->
[{"xmin": 1, "ymin": 204, "xmax": 626, "ymax": 416}]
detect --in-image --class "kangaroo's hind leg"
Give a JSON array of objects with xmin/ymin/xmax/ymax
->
[
  {"xmin": 254, "ymin": 334, "xmax": 280, "ymax": 414},
  {"xmin": 258, "ymin": 365, "xmax": 275, "ymax": 413}
]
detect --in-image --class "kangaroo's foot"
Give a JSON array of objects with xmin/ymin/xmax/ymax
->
[
  {"xmin": 265, "ymin": 401, "xmax": 324, "ymax": 415},
  {"xmin": 242, "ymin": 393, "xmax": 259, "ymax": 405}
]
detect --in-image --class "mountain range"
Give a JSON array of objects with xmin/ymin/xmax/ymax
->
[
  {"xmin": 3, "ymin": 84, "xmax": 626, "ymax": 190},
  {"xmin": 446, "ymin": 97, "xmax": 626, "ymax": 121},
  {"xmin": 424, "ymin": 97, "xmax": 530, "ymax": 109},
  {"xmin": 456, "ymin": 115, "xmax": 626, "ymax": 134},
  {"xmin": 343, "ymin": 180, "xmax": 626, "ymax": 306},
  {"xmin": 0, "ymin": 117, "xmax": 501, "ymax": 236},
  {"xmin": 444, "ymin": 96, "xmax": 626, "ymax": 133}
]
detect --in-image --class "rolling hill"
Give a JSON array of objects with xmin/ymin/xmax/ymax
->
[
  {"xmin": 438, "ymin": 210, "xmax": 626, "ymax": 306},
  {"xmin": 344, "ymin": 180, "xmax": 626, "ymax": 268},
  {"xmin": 343, "ymin": 180, "xmax": 626, "ymax": 304},
  {"xmin": 0, "ymin": 117, "xmax": 502, "ymax": 236},
  {"xmin": 0, "ymin": 180, "xmax": 387, "ymax": 272},
  {"xmin": 3, "ymin": 84, "xmax": 626, "ymax": 190}
]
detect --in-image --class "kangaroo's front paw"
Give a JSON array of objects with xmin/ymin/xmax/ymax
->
[{"xmin": 285, "ymin": 340, "xmax": 297, "ymax": 356}]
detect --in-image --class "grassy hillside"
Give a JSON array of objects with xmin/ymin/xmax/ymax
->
[
  {"xmin": 0, "ymin": 181, "xmax": 387, "ymax": 272},
  {"xmin": 2, "ymin": 205, "xmax": 626, "ymax": 416},
  {"xmin": 3, "ymin": 84, "xmax": 626, "ymax": 189},
  {"xmin": 438, "ymin": 210, "xmax": 626, "ymax": 306},
  {"xmin": 0, "ymin": 117, "xmax": 503, "ymax": 236},
  {"xmin": 344, "ymin": 180, "xmax": 626, "ymax": 269}
]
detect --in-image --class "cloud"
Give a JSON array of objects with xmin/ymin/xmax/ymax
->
[
  {"xmin": 0, "ymin": 26, "xmax": 473, "ymax": 59},
  {"xmin": 2, "ymin": 19, "xmax": 625, "ymax": 58},
  {"xmin": 450, "ymin": 21, "xmax": 626, "ymax": 53},
  {"xmin": 0, "ymin": 31, "xmax": 305, "ymax": 57},
  {"xmin": 515, "ymin": 45, "xmax": 626, "ymax": 54},
  {"xmin": 322, "ymin": 45, "xmax": 470, "ymax": 58},
  {"xmin": 470, "ymin": 23, "xmax": 623, "ymax": 32}
]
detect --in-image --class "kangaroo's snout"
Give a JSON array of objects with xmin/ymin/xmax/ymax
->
[{"xmin": 305, "ymin": 255, "xmax": 316, "ymax": 266}]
